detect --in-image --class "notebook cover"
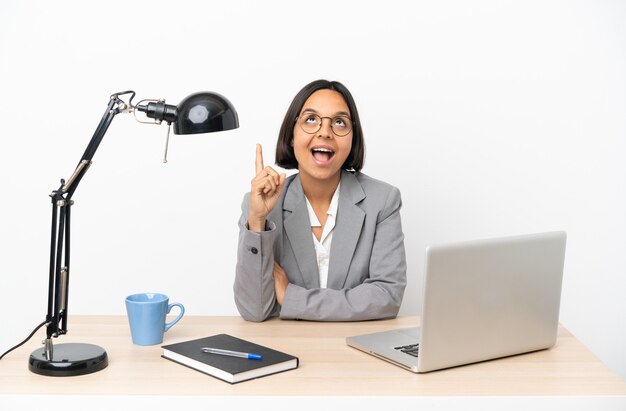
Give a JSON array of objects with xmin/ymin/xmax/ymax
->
[{"xmin": 161, "ymin": 333, "xmax": 299, "ymax": 383}]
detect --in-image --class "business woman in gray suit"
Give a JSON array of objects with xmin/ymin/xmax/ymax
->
[{"xmin": 234, "ymin": 80, "xmax": 406, "ymax": 322}]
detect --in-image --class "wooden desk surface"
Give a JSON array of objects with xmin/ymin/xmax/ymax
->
[{"xmin": 1, "ymin": 315, "xmax": 625, "ymax": 397}]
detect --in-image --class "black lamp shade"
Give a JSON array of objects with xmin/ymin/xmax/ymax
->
[{"xmin": 173, "ymin": 92, "xmax": 239, "ymax": 135}]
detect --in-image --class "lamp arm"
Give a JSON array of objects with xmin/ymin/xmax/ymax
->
[
  {"xmin": 64, "ymin": 91, "xmax": 135, "ymax": 197},
  {"xmin": 44, "ymin": 91, "xmax": 135, "ymax": 343}
]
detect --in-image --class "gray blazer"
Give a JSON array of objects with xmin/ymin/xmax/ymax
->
[{"xmin": 234, "ymin": 170, "xmax": 407, "ymax": 322}]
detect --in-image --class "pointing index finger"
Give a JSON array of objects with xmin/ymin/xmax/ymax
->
[{"xmin": 255, "ymin": 144, "xmax": 264, "ymax": 175}]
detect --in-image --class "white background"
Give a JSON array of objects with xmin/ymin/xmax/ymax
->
[{"xmin": 1, "ymin": 0, "xmax": 624, "ymax": 383}]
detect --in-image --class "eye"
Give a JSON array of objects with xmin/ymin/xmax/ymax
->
[
  {"xmin": 334, "ymin": 117, "xmax": 346, "ymax": 127},
  {"xmin": 304, "ymin": 114, "xmax": 319, "ymax": 124}
]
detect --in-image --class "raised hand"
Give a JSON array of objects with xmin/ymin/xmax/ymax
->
[{"xmin": 247, "ymin": 144, "xmax": 286, "ymax": 231}]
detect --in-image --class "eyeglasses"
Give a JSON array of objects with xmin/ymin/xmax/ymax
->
[{"xmin": 295, "ymin": 113, "xmax": 353, "ymax": 137}]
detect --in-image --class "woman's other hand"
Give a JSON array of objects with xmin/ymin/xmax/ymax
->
[{"xmin": 273, "ymin": 261, "xmax": 289, "ymax": 305}]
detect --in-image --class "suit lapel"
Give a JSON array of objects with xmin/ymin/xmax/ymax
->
[
  {"xmin": 327, "ymin": 171, "xmax": 365, "ymax": 289},
  {"xmin": 283, "ymin": 175, "xmax": 320, "ymax": 289}
]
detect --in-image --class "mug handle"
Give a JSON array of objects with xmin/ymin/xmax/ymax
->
[{"xmin": 164, "ymin": 302, "xmax": 185, "ymax": 332}]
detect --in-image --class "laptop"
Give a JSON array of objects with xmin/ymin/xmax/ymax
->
[{"xmin": 346, "ymin": 231, "xmax": 567, "ymax": 373}]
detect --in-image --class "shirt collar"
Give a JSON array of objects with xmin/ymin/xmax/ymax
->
[{"xmin": 305, "ymin": 183, "xmax": 341, "ymax": 227}]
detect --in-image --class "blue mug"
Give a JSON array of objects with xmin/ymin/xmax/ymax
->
[{"xmin": 125, "ymin": 293, "xmax": 185, "ymax": 346}]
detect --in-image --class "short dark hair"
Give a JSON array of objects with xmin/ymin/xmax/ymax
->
[{"xmin": 275, "ymin": 79, "xmax": 365, "ymax": 172}]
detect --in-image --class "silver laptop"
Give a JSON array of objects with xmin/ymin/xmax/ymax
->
[{"xmin": 346, "ymin": 231, "xmax": 567, "ymax": 373}]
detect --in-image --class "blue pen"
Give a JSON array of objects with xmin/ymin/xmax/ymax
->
[{"xmin": 201, "ymin": 347, "xmax": 263, "ymax": 360}]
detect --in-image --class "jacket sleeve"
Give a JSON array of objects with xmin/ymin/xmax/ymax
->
[
  {"xmin": 233, "ymin": 193, "xmax": 281, "ymax": 322},
  {"xmin": 279, "ymin": 186, "xmax": 407, "ymax": 321}
]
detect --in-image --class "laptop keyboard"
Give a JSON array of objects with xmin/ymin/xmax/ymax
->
[{"xmin": 394, "ymin": 343, "xmax": 420, "ymax": 357}]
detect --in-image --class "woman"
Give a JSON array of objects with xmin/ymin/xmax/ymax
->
[{"xmin": 234, "ymin": 79, "xmax": 406, "ymax": 321}]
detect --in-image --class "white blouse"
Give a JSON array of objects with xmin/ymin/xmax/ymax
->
[{"xmin": 304, "ymin": 184, "xmax": 340, "ymax": 289}]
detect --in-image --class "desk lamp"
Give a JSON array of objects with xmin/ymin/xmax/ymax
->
[{"xmin": 27, "ymin": 90, "xmax": 239, "ymax": 376}]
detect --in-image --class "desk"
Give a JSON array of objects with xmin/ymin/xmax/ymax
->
[{"xmin": 1, "ymin": 316, "xmax": 625, "ymax": 409}]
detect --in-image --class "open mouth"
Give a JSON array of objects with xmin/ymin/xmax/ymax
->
[{"xmin": 311, "ymin": 147, "xmax": 335, "ymax": 163}]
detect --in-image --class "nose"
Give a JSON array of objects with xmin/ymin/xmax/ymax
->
[{"xmin": 317, "ymin": 117, "xmax": 333, "ymax": 138}]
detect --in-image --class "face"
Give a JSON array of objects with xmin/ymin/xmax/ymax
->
[{"xmin": 292, "ymin": 89, "xmax": 353, "ymax": 184}]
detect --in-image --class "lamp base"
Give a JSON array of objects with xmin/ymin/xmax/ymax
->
[{"xmin": 28, "ymin": 342, "xmax": 108, "ymax": 376}]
